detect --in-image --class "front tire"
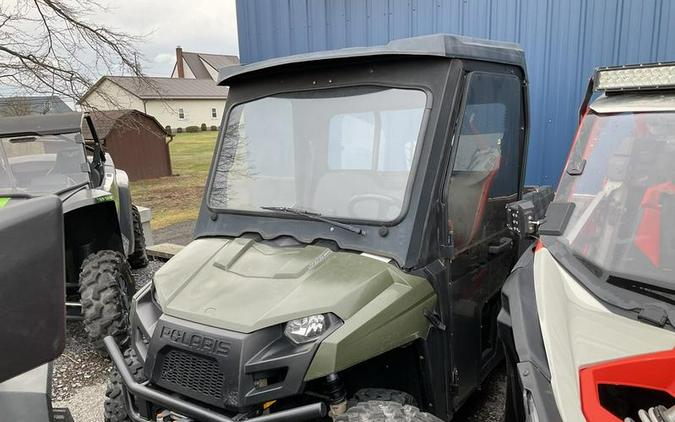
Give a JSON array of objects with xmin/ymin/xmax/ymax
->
[
  {"xmin": 104, "ymin": 348, "xmax": 146, "ymax": 422},
  {"xmin": 353, "ymin": 388, "xmax": 416, "ymax": 406},
  {"xmin": 335, "ymin": 401, "xmax": 443, "ymax": 422},
  {"xmin": 127, "ymin": 205, "xmax": 149, "ymax": 269},
  {"xmin": 79, "ymin": 250, "xmax": 134, "ymax": 350}
]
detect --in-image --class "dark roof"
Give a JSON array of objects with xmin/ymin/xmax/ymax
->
[
  {"xmin": 181, "ymin": 52, "xmax": 240, "ymax": 80},
  {"xmin": 0, "ymin": 96, "xmax": 72, "ymax": 116},
  {"xmin": 81, "ymin": 109, "xmax": 167, "ymax": 140},
  {"xmin": 81, "ymin": 76, "xmax": 229, "ymax": 103},
  {"xmin": 198, "ymin": 53, "xmax": 240, "ymax": 70},
  {"xmin": 219, "ymin": 34, "xmax": 526, "ymax": 85},
  {"xmin": 0, "ymin": 112, "xmax": 82, "ymax": 138}
]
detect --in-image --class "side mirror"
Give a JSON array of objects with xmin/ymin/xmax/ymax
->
[
  {"xmin": 506, "ymin": 186, "xmax": 554, "ymax": 238},
  {"xmin": 0, "ymin": 196, "xmax": 65, "ymax": 383}
]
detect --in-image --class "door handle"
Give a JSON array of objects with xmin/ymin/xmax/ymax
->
[{"xmin": 488, "ymin": 237, "xmax": 513, "ymax": 255}]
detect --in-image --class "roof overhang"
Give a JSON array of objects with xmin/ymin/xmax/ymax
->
[
  {"xmin": 218, "ymin": 34, "xmax": 525, "ymax": 86},
  {"xmin": 0, "ymin": 112, "xmax": 83, "ymax": 138},
  {"xmin": 590, "ymin": 93, "xmax": 675, "ymax": 114}
]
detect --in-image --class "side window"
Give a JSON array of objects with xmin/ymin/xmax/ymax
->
[
  {"xmin": 447, "ymin": 72, "xmax": 522, "ymax": 253},
  {"xmin": 211, "ymin": 108, "xmax": 217, "ymax": 118},
  {"xmin": 178, "ymin": 108, "xmax": 185, "ymax": 120}
]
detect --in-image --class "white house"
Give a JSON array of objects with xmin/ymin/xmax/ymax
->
[
  {"xmin": 80, "ymin": 49, "xmax": 239, "ymax": 132},
  {"xmin": 80, "ymin": 76, "xmax": 229, "ymax": 132}
]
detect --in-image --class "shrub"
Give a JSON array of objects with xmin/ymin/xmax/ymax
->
[
  {"xmin": 176, "ymin": 127, "xmax": 183, "ymax": 133},
  {"xmin": 210, "ymin": 125, "xmax": 218, "ymax": 131},
  {"xmin": 200, "ymin": 123, "xmax": 207, "ymax": 131},
  {"xmin": 164, "ymin": 125, "xmax": 172, "ymax": 134},
  {"xmin": 185, "ymin": 126, "xmax": 200, "ymax": 133}
]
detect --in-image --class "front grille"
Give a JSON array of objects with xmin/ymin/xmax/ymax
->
[{"xmin": 159, "ymin": 349, "xmax": 225, "ymax": 401}]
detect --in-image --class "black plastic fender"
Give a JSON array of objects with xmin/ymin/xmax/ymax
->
[
  {"xmin": 115, "ymin": 168, "xmax": 135, "ymax": 255},
  {"xmin": 498, "ymin": 248, "xmax": 562, "ymax": 422}
]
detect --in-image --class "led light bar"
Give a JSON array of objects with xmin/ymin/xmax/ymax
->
[{"xmin": 594, "ymin": 63, "xmax": 675, "ymax": 92}]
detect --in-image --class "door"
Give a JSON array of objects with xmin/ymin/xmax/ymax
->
[
  {"xmin": 0, "ymin": 195, "xmax": 65, "ymax": 383},
  {"xmin": 444, "ymin": 70, "xmax": 524, "ymax": 406}
]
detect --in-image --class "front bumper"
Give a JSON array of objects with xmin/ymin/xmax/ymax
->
[
  {"xmin": 105, "ymin": 337, "xmax": 327, "ymax": 422},
  {"xmin": 131, "ymin": 284, "xmax": 339, "ymax": 411}
]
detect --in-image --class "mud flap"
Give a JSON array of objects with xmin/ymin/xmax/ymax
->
[{"xmin": 0, "ymin": 195, "xmax": 66, "ymax": 383}]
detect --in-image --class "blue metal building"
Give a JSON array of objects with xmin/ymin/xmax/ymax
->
[{"xmin": 235, "ymin": 0, "xmax": 675, "ymax": 185}]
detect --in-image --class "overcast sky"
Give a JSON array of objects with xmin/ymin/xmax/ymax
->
[{"xmin": 94, "ymin": 0, "xmax": 239, "ymax": 77}]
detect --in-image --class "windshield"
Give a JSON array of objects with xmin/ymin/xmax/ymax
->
[
  {"xmin": 209, "ymin": 86, "xmax": 427, "ymax": 222},
  {"xmin": 555, "ymin": 111, "xmax": 675, "ymax": 286},
  {"xmin": 0, "ymin": 133, "xmax": 90, "ymax": 194}
]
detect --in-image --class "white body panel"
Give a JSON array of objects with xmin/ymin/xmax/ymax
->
[{"xmin": 533, "ymin": 248, "xmax": 675, "ymax": 421}]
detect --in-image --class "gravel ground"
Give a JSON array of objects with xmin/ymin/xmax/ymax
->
[
  {"xmin": 153, "ymin": 220, "xmax": 195, "ymax": 246},
  {"xmin": 51, "ymin": 256, "xmax": 505, "ymax": 422},
  {"xmin": 452, "ymin": 365, "xmax": 506, "ymax": 422}
]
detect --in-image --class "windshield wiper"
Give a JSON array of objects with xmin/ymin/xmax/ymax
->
[
  {"xmin": 55, "ymin": 181, "xmax": 90, "ymax": 196},
  {"xmin": 260, "ymin": 206, "xmax": 366, "ymax": 236},
  {"xmin": 0, "ymin": 190, "xmax": 32, "ymax": 199}
]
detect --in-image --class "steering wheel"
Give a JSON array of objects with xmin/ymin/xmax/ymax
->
[{"xmin": 346, "ymin": 193, "xmax": 400, "ymax": 220}]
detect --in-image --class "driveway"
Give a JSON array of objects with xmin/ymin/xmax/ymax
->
[{"xmin": 153, "ymin": 220, "xmax": 195, "ymax": 246}]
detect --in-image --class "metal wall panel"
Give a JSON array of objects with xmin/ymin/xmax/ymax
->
[{"xmin": 235, "ymin": 0, "xmax": 675, "ymax": 185}]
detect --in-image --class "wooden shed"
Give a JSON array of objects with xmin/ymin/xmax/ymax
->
[{"xmin": 83, "ymin": 110, "xmax": 172, "ymax": 181}]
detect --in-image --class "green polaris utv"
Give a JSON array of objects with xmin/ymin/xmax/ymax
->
[
  {"xmin": 0, "ymin": 112, "xmax": 148, "ymax": 349},
  {"xmin": 104, "ymin": 34, "xmax": 537, "ymax": 421}
]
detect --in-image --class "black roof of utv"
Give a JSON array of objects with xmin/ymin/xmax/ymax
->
[
  {"xmin": 218, "ymin": 34, "xmax": 526, "ymax": 85},
  {"xmin": 0, "ymin": 112, "xmax": 83, "ymax": 138}
]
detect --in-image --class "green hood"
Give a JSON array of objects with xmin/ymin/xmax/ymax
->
[{"xmin": 154, "ymin": 237, "xmax": 433, "ymax": 333}]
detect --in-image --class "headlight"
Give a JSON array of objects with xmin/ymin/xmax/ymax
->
[{"xmin": 284, "ymin": 314, "xmax": 329, "ymax": 344}]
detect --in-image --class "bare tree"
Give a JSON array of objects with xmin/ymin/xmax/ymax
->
[
  {"xmin": 0, "ymin": 97, "xmax": 33, "ymax": 116},
  {"xmin": 0, "ymin": 0, "xmax": 145, "ymax": 104}
]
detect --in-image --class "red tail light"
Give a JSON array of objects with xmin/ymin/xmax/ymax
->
[{"xmin": 579, "ymin": 349, "xmax": 675, "ymax": 421}]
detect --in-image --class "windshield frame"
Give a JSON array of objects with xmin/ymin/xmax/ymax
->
[
  {"xmin": 205, "ymin": 82, "xmax": 432, "ymax": 226},
  {"xmin": 541, "ymin": 237, "xmax": 675, "ymax": 330},
  {"xmin": 194, "ymin": 56, "xmax": 470, "ymax": 268}
]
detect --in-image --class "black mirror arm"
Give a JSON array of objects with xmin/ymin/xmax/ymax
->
[{"xmin": 84, "ymin": 114, "xmax": 106, "ymax": 166}]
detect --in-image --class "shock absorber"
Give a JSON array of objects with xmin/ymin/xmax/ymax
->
[
  {"xmin": 325, "ymin": 373, "xmax": 347, "ymax": 417},
  {"xmin": 626, "ymin": 405, "xmax": 675, "ymax": 422}
]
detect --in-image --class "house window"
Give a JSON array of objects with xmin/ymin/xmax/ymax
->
[
  {"xmin": 211, "ymin": 108, "xmax": 217, "ymax": 118},
  {"xmin": 178, "ymin": 108, "xmax": 185, "ymax": 119}
]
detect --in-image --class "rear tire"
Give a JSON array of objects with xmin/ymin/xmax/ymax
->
[
  {"xmin": 104, "ymin": 348, "xmax": 146, "ymax": 422},
  {"xmin": 79, "ymin": 250, "xmax": 134, "ymax": 351},
  {"xmin": 335, "ymin": 401, "xmax": 442, "ymax": 422},
  {"xmin": 127, "ymin": 205, "xmax": 148, "ymax": 269}
]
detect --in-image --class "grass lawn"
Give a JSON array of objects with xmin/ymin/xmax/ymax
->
[{"xmin": 130, "ymin": 131, "xmax": 217, "ymax": 230}]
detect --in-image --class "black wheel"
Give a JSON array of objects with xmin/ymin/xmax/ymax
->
[
  {"xmin": 335, "ymin": 400, "xmax": 443, "ymax": 422},
  {"xmin": 127, "ymin": 205, "xmax": 148, "ymax": 269},
  {"xmin": 79, "ymin": 250, "xmax": 135, "ymax": 351},
  {"xmin": 104, "ymin": 348, "xmax": 146, "ymax": 422},
  {"xmin": 353, "ymin": 388, "xmax": 416, "ymax": 406}
]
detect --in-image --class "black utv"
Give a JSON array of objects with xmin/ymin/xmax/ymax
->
[
  {"xmin": 103, "ymin": 34, "xmax": 545, "ymax": 422},
  {"xmin": 0, "ymin": 112, "xmax": 148, "ymax": 349}
]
